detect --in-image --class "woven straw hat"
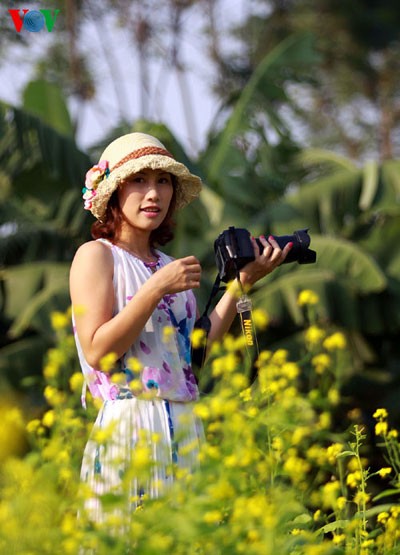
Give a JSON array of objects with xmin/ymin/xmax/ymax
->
[{"xmin": 82, "ymin": 132, "xmax": 203, "ymax": 220}]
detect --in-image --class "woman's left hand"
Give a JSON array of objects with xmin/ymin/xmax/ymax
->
[{"xmin": 239, "ymin": 235, "xmax": 292, "ymax": 287}]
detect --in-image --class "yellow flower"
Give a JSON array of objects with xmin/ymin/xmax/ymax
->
[
  {"xmin": 111, "ymin": 372, "xmax": 126, "ymax": 385},
  {"xmin": 333, "ymin": 534, "xmax": 346, "ymax": 545},
  {"xmin": 272, "ymin": 436, "xmax": 284, "ymax": 453},
  {"xmin": 283, "ymin": 452, "xmax": 311, "ymax": 482},
  {"xmin": 207, "ymin": 480, "xmax": 235, "ymax": 501},
  {"xmin": 323, "ymin": 332, "xmax": 347, "ymax": 351},
  {"xmin": 42, "ymin": 410, "xmax": 55, "ymax": 428},
  {"xmin": 312, "ymin": 353, "xmax": 331, "ymax": 374},
  {"xmin": 256, "ymin": 350, "xmax": 272, "ymax": 367},
  {"xmin": 191, "ymin": 327, "xmax": 207, "ymax": 349},
  {"xmin": 346, "ymin": 470, "xmax": 362, "ymax": 488},
  {"xmin": 43, "ymin": 362, "xmax": 59, "ymax": 379},
  {"xmin": 375, "ymin": 421, "xmax": 388, "ymax": 436},
  {"xmin": 328, "ymin": 388, "xmax": 340, "ymax": 405},
  {"xmin": 203, "ymin": 510, "xmax": 222, "ymax": 524},
  {"xmin": 313, "ymin": 509, "xmax": 321, "ymax": 521},
  {"xmin": 26, "ymin": 419, "xmax": 41, "ymax": 434},
  {"xmin": 69, "ymin": 372, "xmax": 84, "ymax": 392},
  {"xmin": 162, "ymin": 325, "xmax": 175, "ymax": 343},
  {"xmin": 378, "ymin": 467, "xmax": 392, "ymax": 478},
  {"xmin": 373, "ymin": 408, "xmax": 388, "ymax": 420},
  {"xmin": 193, "ymin": 403, "xmax": 210, "ymax": 420},
  {"xmin": 99, "ymin": 352, "xmax": 118, "ymax": 373},
  {"xmin": 240, "ymin": 387, "xmax": 252, "ymax": 402},
  {"xmin": 92, "ymin": 422, "xmax": 116, "ymax": 445},
  {"xmin": 231, "ymin": 374, "xmax": 248, "ymax": 391},
  {"xmin": 247, "ymin": 529, "xmax": 260, "ymax": 542},
  {"xmin": 271, "ymin": 349, "xmax": 288, "ymax": 365},
  {"xmin": 354, "ymin": 491, "xmax": 370, "ymax": 505},
  {"xmin": 292, "ymin": 427, "xmax": 310, "ymax": 446},
  {"xmin": 336, "ymin": 496, "xmax": 347, "ymax": 510},
  {"xmin": 317, "ymin": 412, "xmax": 331, "ymax": 430},
  {"xmin": 321, "ymin": 480, "xmax": 340, "ymax": 509},
  {"xmin": 377, "ymin": 512, "xmax": 389, "ymax": 524},
  {"xmin": 131, "ymin": 445, "xmax": 152, "ymax": 471},
  {"xmin": 44, "ymin": 385, "xmax": 66, "ymax": 407},
  {"xmin": 252, "ymin": 308, "xmax": 269, "ymax": 330},
  {"xmin": 211, "ymin": 353, "xmax": 238, "ymax": 377},
  {"xmin": 50, "ymin": 311, "xmax": 69, "ymax": 330},
  {"xmin": 326, "ymin": 443, "xmax": 343, "ymax": 464},
  {"xmin": 126, "ymin": 357, "xmax": 143, "ymax": 373},
  {"xmin": 305, "ymin": 325, "xmax": 326, "ymax": 346},
  {"xmin": 361, "ymin": 539, "xmax": 374, "ymax": 549},
  {"xmin": 281, "ymin": 362, "xmax": 300, "ymax": 380},
  {"xmin": 297, "ymin": 289, "xmax": 319, "ymax": 306}
]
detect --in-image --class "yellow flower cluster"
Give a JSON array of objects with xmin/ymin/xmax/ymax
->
[
  {"xmin": 298, "ymin": 289, "xmax": 320, "ymax": 306},
  {"xmin": 3, "ymin": 302, "xmax": 400, "ymax": 554}
]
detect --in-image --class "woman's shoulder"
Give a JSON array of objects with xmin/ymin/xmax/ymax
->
[{"xmin": 71, "ymin": 240, "xmax": 114, "ymax": 273}]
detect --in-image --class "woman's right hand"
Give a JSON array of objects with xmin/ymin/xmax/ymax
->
[{"xmin": 152, "ymin": 256, "xmax": 201, "ymax": 295}]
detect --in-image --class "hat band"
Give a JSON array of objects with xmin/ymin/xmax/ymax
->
[{"xmin": 111, "ymin": 146, "xmax": 175, "ymax": 172}]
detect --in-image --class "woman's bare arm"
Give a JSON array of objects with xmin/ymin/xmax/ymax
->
[{"xmin": 70, "ymin": 241, "xmax": 201, "ymax": 367}]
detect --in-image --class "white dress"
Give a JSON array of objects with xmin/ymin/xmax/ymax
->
[{"xmin": 73, "ymin": 240, "xmax": 204, "ymax": 521}]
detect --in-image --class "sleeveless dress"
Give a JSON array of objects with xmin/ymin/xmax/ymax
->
[{"xmin": 73, "ymin": 240, "xmax": 204, "ymax": 521}]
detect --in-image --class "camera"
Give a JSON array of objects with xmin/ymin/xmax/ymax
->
[{"xmin": 214, "ymin": 226, "xmax": 316, "ymax": 282}]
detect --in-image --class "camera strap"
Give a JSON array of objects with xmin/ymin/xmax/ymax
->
[
  {"xmin": 233, "ymin": 263, "xmax": 260, "ymax": 362},
  {"xmin": 191, "ymin": 273, "xmax": 224, "ymax": 370},
  {"xmin": 236, "ymin": 293, "xmax": 259, "ymax": 359},
  {"xmin": 191, "ymin": 270, "xmax": 260, "ymax": 372}
]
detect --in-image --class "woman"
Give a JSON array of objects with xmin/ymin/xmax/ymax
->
[{"xmin": 70, "ymin": 132, "xmax": 291, "ymax": 521}]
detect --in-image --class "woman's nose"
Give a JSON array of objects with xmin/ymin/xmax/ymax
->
[{"xmin": 145, "ymin": 181, "xmax": 159, "ymax": 197}]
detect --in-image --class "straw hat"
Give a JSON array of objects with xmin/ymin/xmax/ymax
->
[{"xmin": 82, "ymin": 132, "xmax": 203, "ymax": 220}]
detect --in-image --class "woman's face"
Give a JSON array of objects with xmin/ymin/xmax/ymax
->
[{"xmin": 117, "ymin": 168, "xmax": 174, "ymax": 232}]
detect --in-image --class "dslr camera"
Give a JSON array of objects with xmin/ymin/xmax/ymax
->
[{"xmin": 214, "ymin": 226, "xmax": 316, "ymax": 282}]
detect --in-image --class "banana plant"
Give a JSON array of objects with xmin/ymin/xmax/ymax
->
[{"xmin": 0, "ymin": 82, "xmax": 92, "ymax": 389}]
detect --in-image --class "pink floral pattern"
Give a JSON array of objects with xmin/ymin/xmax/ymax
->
[{"xmin": 82, "ymin": 160, "xmax": 110, "ymax": 211}]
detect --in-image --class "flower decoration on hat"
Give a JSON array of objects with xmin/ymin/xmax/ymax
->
[{"xmin": 82, "ymin": 160, "xmax": 110, "ymax": 211}]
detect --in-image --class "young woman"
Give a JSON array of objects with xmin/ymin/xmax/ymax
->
[{"xmin": 70, "ymin": 132, "xmax": 291, "ymax": 521}]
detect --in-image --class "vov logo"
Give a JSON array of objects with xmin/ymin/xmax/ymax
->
[{"xmin": 8, "ymin": 8, "xmax": 60, "ymax": 32}]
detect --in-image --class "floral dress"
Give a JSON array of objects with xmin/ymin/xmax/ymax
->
[{"xmin": 73, "ymin": 240, "xmax": 204, "ymax": 522}]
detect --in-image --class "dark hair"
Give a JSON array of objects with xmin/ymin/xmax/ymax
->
[{"xmin": 91, "ymin": 175, "xmax": 177, "ymax": 247}]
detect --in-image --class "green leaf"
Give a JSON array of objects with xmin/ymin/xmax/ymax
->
[
  {"xmin": 336, "ymin": 450, "xmax": 356, "ymax": 458},
  {"xmin": 372, "ymin": 489, "xmax": 400, "ymax": 502},
  {"xmin": 310, "ymin": 235, "xmax": 387, "ymax": 293},
  {"xmin": 317, "ymin": 519, "xmax": 349, "ymax": 534},
  {"xmin": 359, "ymin": 160, "xmax": 379, "ymax": 210},
  {"xmin": 22, "ymin": 79, "xmax": 73, "ymax": 137},
  {"xmin": 1, "ymin": 262, "xmax": 70, "ymax": 334},
  {"xmin": 208, "ymin": 33, "xmax": 317, "ymax": 182},
  {"xmin": 297, "ymin": 148, "xmax": 357, "ymax": 173}
]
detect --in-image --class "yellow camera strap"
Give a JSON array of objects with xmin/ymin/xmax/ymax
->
[{"xmin": 236, "ymin": 293, "xmax": 260, "ymax": 361}]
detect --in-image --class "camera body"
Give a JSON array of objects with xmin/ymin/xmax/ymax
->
[{"xmin": 214, "ymin": 226, "xmax": 316, "ymax": 282}]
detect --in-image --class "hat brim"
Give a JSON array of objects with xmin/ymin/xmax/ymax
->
[{"xmin": 90, "ymin": 154, "xmax": 202, "ymax": 220}]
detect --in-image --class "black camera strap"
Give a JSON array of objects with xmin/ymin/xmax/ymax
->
[{"xmin": 191, "ymin": 273, "xmax": 224, "ymax": 370}]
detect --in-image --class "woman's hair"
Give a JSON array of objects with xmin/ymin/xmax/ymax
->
[{"xmin": 91, "ymin": 175, "xmax": 177, "ymax": 247}]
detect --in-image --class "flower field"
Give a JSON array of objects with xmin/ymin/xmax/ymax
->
[{"xmin": 0, "ymin": 291, "xmax": 399, "ymax": 554}]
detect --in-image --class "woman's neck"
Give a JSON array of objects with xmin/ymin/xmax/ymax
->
[{"xmin": 114, "ymin": 230, "xmax": 155, "ymax": 261}]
